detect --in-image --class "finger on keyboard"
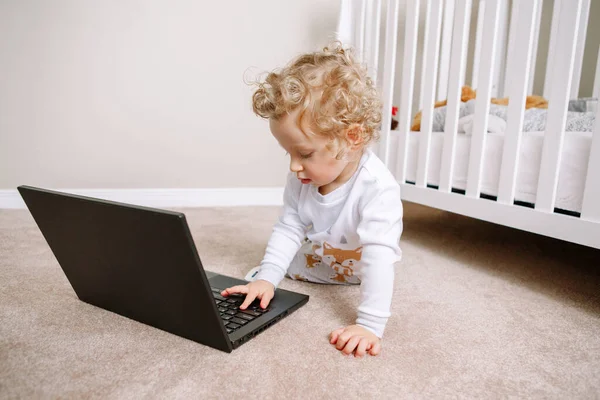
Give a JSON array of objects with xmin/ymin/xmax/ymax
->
[
  {"xmin": 260, "ymin": 291, "xmax": 273, "ymax": 309},
  {"xmin": 221, "ymin": 285, "xmax": 249, "ymax": 297},
  {"xmin": 240, "ymin": 292, "xmax": 257, "ymax": 310}
]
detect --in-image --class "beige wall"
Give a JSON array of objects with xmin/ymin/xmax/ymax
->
[{"xmin": 0, "ymin": 0, "xmax": 340, "ymax": 190}]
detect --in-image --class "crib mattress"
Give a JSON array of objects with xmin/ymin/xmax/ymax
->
[{"xmin": 389, "ymin": 130, "xmax": 593, "ymax": 213}]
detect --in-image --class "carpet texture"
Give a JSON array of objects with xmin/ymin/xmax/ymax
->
[{"xmin": 1, "ymin": 202, "xmax": 599, "ymax": 399}]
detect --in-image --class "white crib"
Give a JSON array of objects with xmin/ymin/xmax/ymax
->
[{"xmin": 338, "ymin": 0, "xmax": 600, "ymax": 249}]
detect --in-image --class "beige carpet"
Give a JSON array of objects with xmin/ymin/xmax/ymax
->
[{"xmin": 1, "ymin": 202, "xmax": 599, "ymax": 399}]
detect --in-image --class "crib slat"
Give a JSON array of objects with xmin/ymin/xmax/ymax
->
[
  {"xmin": 418, "ymin": 0, "xmax": 445, "ymax": 111},
  {"xmin": 465, "ymin": 0, "xmax": 502, "ymax": 198},
  {"xmin": 503, "ymin": 0, "xmax": 519, "ymax": 96},
  {"xmin": 581, "ymin": 105, "xmax": 600, "ymax": 222},
  {"xmin": 437, "ymin": 0, "xmax": 455, "ymax": 101},
  {"xmin": 439, "ymin": 0, "xmax": 472, "ymax": 193},
  {"xmin": 543, "ymin": 0, "xmax": 562, "ymax": 99},
  {"xmin": 536, "ymin": 0, "xmax": 583, "ymax": 213},
  {"xmin": 378, "ymin": 0, "xmax": 400, "ymax": 168},
  {"xmin": 356, "ymin": 0, "xmax": 367, "ymax": 61},
  {"xmin": 396, "ymin": 0, "xmax": 420, "ymax": 183},
  {"xmin": 336, "ymin": 0, "xmax": 352, "ymax": 44},
  {"xmin": 528, "ymin": 0, "xmax": 543, "ymax": 95},
  {"xmin": 498, "ymin": 0, "xmax": 539, "ymax": 205},
  {"xmin": 493, "ymin": 0, "xmax": 509, "ymax": 98},
  {"xmin": 595, "ymin": 45, "xmax": 600, "ymax": 100},
  {"xmin": 471, "ymin": 1, "xmax": 485, "ymax": 88},
  {"xmin": 364, "ymin": 0, "xmax": 382, "ymax": 84},
  {"xmin": 570, "ymin": 0, "xmax": 590, "ymax": 99},
  {"xmin": 372, "ymin": 0, "xmax": 383, "ymax": 84},
  {"xmin": 364, "ymin": 0, "xmax": 374, "ymax": 74},
  {"xmin": 416, "ymin": 0, "xmax": 444, "ymax": 188},
  {"xmin": 460, "ymin": 3, "xmax": 472, "ymax": 88}
]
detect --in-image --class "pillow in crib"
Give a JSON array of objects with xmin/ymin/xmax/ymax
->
[
  {"xmin": 458, "ymin": 114, "xmax": 506, "ymax": 135},
  {"xmin": 464, "ymin": 99, "xmax": 508, "ymax": 121},
  {"xmin": 425, "ymin": 102, "xmax": 471, "ymax": 132},
  {"xmin": 522, "ymin": 109, "xmax": 596, "ymax": 132},
  {"xmin": 568, "ymin": 97, "xmax": 597, "ymax": 113}
]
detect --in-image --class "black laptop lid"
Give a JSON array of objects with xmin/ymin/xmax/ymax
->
[{"xmin": 18, "ymin": 185, "xmax": 232, "ymax": 352}]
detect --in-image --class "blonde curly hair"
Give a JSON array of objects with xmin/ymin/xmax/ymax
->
[{"xmin": 251, "ymin": 42, "xmax": 382, "ymax": 159}]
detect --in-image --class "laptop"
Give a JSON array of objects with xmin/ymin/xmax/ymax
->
[{"xmin": 18, "ymin": 185, "xmax": 309, "ymax": 353}]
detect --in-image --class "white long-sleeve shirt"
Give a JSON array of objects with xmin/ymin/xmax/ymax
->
[{"xmin": 254, "ymin": 149, "xmax": 403, "ymax": 337}]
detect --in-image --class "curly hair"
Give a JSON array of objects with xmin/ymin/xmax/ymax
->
[{"xmin": 251, "ymin": 42, "xmax": 382, "ymax": 159}]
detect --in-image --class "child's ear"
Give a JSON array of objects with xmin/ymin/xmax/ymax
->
[{"xmin": 344, "ymin": 124, "xmax": 364, "ymax": 149}]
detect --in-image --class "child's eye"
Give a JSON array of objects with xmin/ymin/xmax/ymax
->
[{"xmin": 300, "ymin": 152, "xmax": 313, "ymax": 159}]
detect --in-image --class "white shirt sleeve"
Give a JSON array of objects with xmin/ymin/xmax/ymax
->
[
  {"xmin": 355, "ymin": 183, "xmax": 403, "ymax": 338},
  {"xmin": 254, "ymin": 173, "xmax": 308, "ymax": 288}
]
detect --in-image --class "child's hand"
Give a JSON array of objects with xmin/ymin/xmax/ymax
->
[
  {"xmin": 221, "ymin": 280, "xmax": 275, "ymax": 310},
  {"xmin": 329, "ymin": 325, "xmax": 381, "ymax": 357}
]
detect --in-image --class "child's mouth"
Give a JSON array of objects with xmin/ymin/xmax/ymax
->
[{"xmin": 300, "ymin": 179, "xmax": 311, "ymax": 184}]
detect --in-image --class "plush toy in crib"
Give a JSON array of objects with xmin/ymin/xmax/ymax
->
[
  {"xmin": 410, "ymin": 85, "xmax": 548, "ymax": 131},
  {"xmin": 391, "ymin": 106, "xmax": 399, "ymax": 130}
]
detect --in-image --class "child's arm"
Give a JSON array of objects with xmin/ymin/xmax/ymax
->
[
  {"xmin": 356, "ymin": 184, "xmax": 402, "ymax": 335},
  {"xmin": 330, "ymin": 183, "xmax": 403, "ymax": 355},
  {"xmin": 223, "ymin": 173, "xmax": 307, "ymax": 307},
  {"xmin": 221, "ymin": 173, "xmax": 307, "ymax": 310},
  {"xmin": 253, "ymin": 173, "xmax": 308, "ymax": 287}
]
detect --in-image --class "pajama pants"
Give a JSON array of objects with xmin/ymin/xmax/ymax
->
[{"xmin": 285, "ymin": 240, "xmax": 361, "ymax": 285}]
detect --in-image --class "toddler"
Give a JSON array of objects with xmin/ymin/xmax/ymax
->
[{"xmin": 222, "ymin": 43, "xmax": 403, "ymax": 357}]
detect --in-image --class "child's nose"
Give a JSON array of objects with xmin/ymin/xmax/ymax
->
[{"xmin": 290, "ymin": 158, "xmax": 303, "ymax": 172}]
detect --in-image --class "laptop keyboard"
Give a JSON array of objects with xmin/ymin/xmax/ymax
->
[{"xmin": 210, "ymin": 287, "xmax": 269, "ymax": 334}]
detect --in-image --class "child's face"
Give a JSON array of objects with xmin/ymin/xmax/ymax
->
[{"xmin": 270, "ymin": 108, "xmax": 361, "ymax": 193}]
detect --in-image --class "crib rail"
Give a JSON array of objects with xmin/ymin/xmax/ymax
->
[
  {"xmin": 416, "ymin": 0, "xmax": 444, "ymax": 187},
  {"xmin": 498, "ymin": 0, "xmax": 538, "ymax": 204},
  {"xmin": 536, "ymin": 0, "xmax": 583, "ymax": 212},
  {"xmin": 465, "ymin": 0, "xmax": 501, "ymax": 198},
  {"xmin": 379, "ymin": 0, "xmax": 399, "ymax": 167},
  {"xmin": 395, "ymin": 0, "xmax": 419, "ymax": 184},
  {"xmin": 595, "ymin": 45, "xmax": 600, "ymax": 100},
  {"xmin": 343, "ymin": 0, "xmax": 600, "ymax": 248},
  {"xmin": 581, "ymin": 103, "xmax": 600, "ymax": 222},
  {"xmin": 440, "ymin": 0, "xmax": 471, "ymax": 193},
  {"xmin": 527, "ymin": 0, "xmax": 543, "ymax": 96}
]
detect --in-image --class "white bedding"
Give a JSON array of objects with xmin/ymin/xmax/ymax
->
[{"xmin": 389, "ymin": 130, "xmax": 593, "ymax": 213}]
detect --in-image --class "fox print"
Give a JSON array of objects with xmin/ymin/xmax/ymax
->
[
  {"xmin": 321, "ymin": 242, "xmax": 362, "ymax": 283},
  {"xmin": 305, "ymin": 253, "xmax": 321, "ymax": 268}
]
